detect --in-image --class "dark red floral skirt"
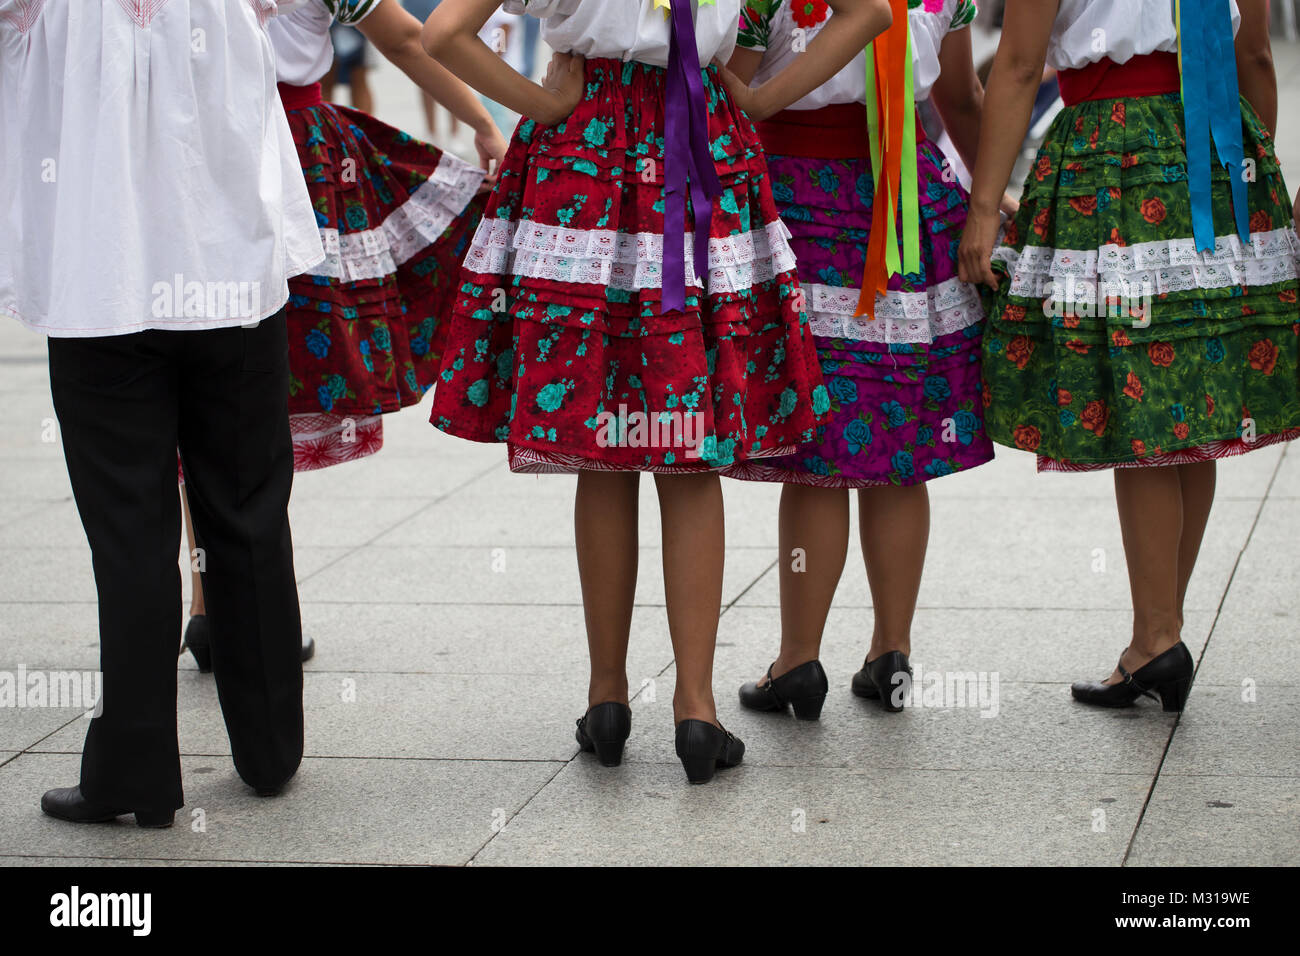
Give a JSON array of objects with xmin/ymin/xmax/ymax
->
[
  {"xmin": 428, "ymin": 60, "xmax": 829, "ymax": 473},
  {"xmin": 282, "ymin": 95, "xmax": 486, "ymax": 421}
]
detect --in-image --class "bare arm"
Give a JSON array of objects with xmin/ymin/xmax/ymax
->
[
  {"xmin": 421, "ymin": 0, "xmax": 582, "ymax": 126},
  {"xmin": 718, "ymin": 0, "xmax": 894, "ymax": 121},
  {"xmin": 1234, "ymin": 0, "xmax": 1277, "ymax": 136},
  {"xmin": 726, "ymin": 47, "xmax": 764, "ymax": 86},
  {"xmin": 957, "ymin": 0, "xmax": 1058, "ymax": 288},
  {"xmin": 929, "ymin": 26, "xmax": 982, "ymax": 175},
  {"xmin": 931, "ymin": 26, "xmax": 1019, "ymax": 216},
  {"xmin": 360, "ymin": 0, "xmax": 507, "ymax": 171}
]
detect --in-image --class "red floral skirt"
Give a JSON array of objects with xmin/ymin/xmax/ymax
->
[
  {"xmin": 281, "ymin": 87, "xmax": 486, "ymax": 468},
  {"xmin": 428, "ymin": 60, "xmax": 829, "ymax": 473}
]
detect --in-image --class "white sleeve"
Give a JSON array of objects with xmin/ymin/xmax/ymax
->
[{"xmin": 502, "ymin": 0, "xmax": 580, "ymax": 18}]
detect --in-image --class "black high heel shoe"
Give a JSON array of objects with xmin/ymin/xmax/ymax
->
[
  {"xmin": 851, "ymin": 650, "xmax": 912, "ymax": 712},
  {"xmin": 180, "ymin": 615, "xmax": 213, "ymax": 672},
  {"xmin": 674, "ymin": 719, "xmax": 744, "ymax": 784},
  {"xmin": 739, "ymin": 660, "xmax": 828, "ymax": 720},
  {"xmin": 41, "ymin": 786, "xmax": 174, "ymax": 829},
  {"xmin": 1071, "ymin": 642, "xmax": 1194, "ymax": 712},
  {"xmin": 181, "ymin": 615, "xmax": 315, "ymax": 672},
  {"xmin": 575, "ymin": 702, "xmax": 632, "ymax": 767}
]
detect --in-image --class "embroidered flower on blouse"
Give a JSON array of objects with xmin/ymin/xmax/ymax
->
[{"xmin": 790, "ymin": 0, "xmax": 830, "ymax": 29}]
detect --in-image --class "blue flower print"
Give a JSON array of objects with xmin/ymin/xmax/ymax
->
[
  {"xmin": 828, "ymin": 376, "xmax": 858, "ymax": 405},
  {"xmin": 952, "ymin": 409, "xmax": 979, "ymax": 445},
  {"xmin": 891, "ymin": 450, "xmax": 915, "ymax": 480},
  {"xmin": 844, "ymin": 419, "xmax": 873, "ymax": 455},
  {"xmin": 305, "ymin": 329, "xmax": 330, "ymax": 359},
  {"xmin": 923, "ymin": 375, "xmax": 952, "ymax": 402},
  {"xmin": 881, "ymin": 400, "xmax": 907, "ymax": 428}
]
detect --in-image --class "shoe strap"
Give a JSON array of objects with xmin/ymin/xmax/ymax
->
[
  {"xmin": 1117, "ymin": 657, "xmax": 1158, "ymax": 703},
  {"xmin": 763, "ymin": 663, "xmax": 786, "ymax": 707}
]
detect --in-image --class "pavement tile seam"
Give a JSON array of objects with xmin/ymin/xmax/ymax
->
[{"xmin": 289, "ymin": 458, "xmax": 507, "ymax": 588}]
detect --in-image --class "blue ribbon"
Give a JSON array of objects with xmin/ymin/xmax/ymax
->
[
  {"xmin": 662, "ymin": 0, "xmax": 722, "ymax": 313},
  {"xmin": 1180, "ymin": 0, "xmax": 1252, "ymax": 253}
]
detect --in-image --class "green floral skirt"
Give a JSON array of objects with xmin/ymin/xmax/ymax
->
[{"xmin": 983, "ymin": 93, "xmax": 1300, "ymax": 470}]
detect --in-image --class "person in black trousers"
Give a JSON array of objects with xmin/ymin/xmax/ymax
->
[
  {"xmin": 1, "ymin": 0, "xmax": 325, "ymax": 828},
  {"xmin": 46, "ymin": 320, "xmax": 306, "ymax": 823}
]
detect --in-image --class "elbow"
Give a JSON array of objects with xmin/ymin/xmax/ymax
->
[
  {"xmin": 420, "ymin": 18, "xmax": 448, "ymax": 59},
  {"xmin": 999, "ymin": 54, "xmax": 1045, "ymax": 91},
  {"xmin": 871, "ymin": 0, "xmax": 893, "ymax": 32},
  {"xmin": 1241, "ymin": 47, "xmax": 1275, "ymax": 76}
]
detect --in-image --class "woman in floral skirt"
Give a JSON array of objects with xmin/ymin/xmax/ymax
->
[
  {"xmin": 423, "ymin": 0, "xmax": 891, "ymax": 782},
  {"xmin": 959, "ymin": 0, "xmax": 1300, "ymax": 712},
  {"xmin": 180, "ymin": 0, "xmax": 507, "ymax": 671},
  {"xmin": 724, "ymin": 0, "xmax": 999, "ymax": 718}
]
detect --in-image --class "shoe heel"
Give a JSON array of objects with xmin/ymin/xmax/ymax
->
[
  {"xmin": 791, "ymin": 694, "xmax": 826, "ymax": 721},
  {"xmin": 680, "ymin": 755, "xmax": 717, "ymax": 785},
  {"xmin": 134, "ymin": 809, "xmax": 174, "ymax": 829},
  {"xmin": 591, "ymin": 738, "xmax": 626, "ymax": 767},
  {"xmin": 187, "ymin": 643, "xmax": 212, "ymax": 673},
  {"xmin": 1158, "ymin": 677, "xmax": 1192, "ymax": 712}
]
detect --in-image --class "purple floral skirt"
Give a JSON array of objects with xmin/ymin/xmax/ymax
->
[{"xmin": 725, "ymin": 141, "xmax": 995, "ymax": 487}]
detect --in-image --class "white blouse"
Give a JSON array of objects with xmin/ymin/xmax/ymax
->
[
  {"xmin": 503, "ymin": 0, "xmax": 740, "ymax": 68},
  {"xmin": 1047, "ymin": 0, "xmax": 1241, "ymax": 71},
  {"xmin": 739, "ymin": 0, "xmax": 979, "ymax": 111},
  {"xmin": 0, "ymin": 0, "xmax": 324, "ymax": 338},
  {"xmin": 269, "ymin": 0, "xmax": 379, "ymax": 87}
]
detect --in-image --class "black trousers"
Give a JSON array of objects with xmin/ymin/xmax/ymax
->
[{"xmin": 47, "ymin": 314, "xmax": 304, "ymax": 811}]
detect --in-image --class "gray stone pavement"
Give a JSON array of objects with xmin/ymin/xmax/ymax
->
[{"xmin": 0, "ymin": 38, "xmax": 1297, "ymax": 868}]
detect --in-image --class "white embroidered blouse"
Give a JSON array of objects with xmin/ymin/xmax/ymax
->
[
  {"xmin": 1046, "ymin": 0, "xmax": 1240, "ymax": 71},
  {"xmin": 503, "ymin": 0, "xmax": 741, "ymax": 68},
  {"xmin": 0, "ymin": 0, "xmax": 323, "ymax": 337},
  {"xmin": 737, "ymin": 0, "xmax": 979, "ymax": 110}
]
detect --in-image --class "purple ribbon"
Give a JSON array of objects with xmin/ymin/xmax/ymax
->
[{"xmin": 662, "ymin": 0, "xmax": 722, "ymax": 313}]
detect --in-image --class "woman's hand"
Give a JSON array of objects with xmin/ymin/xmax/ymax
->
[
  {"xmin": 716, "ymin": 63, "xmax": 764, "ymax": 120},
  {"xmin": 999, "ymin": 192, "xmax": 1021, "ymax": 218},
  {"xmin": 534, "ymin": 52, "xmax": 585, "ymax": 126},
  {"xmin": 958, "ymin": 205, "xmax": 1003, "ymax": 291},
  {"xmin": 473, "ymin": 122, "xmax": 509, "ymax": 188}
]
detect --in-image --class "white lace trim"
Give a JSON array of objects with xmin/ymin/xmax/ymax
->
[
  {"xmin": 804, "ymin": 277, "xmax": 984, "ymax": 344},
  {"xmin": 313, "ymin": 151, "xmax": 485, "ymax": 282},
  {"xmin": 993, "ymin": 226, "xmax": 1300, "ymax": 300},
  {"xmin": 461, "ymin": 217, "xmax": 799, "ymax": 294}
]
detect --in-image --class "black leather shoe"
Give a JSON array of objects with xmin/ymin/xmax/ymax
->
[
  {"xmin": 41, "ymin": 786, "xmax": 174, "ymax": 828},
  {"xmin": 180, "ymin": 614, "xmax": 213, "ymax": 672},
  {"xmin": 1072, "ymin": 642, "xmax": 1194, "ymax": 712},
  {"xmin": 739, "ymin": 660, "xmax": 828, "ymax": 720},
  {"xmin": 182, "ymin": 616, "xmax": 315, "ymax": 671},
  {"xmin": 851, "ymin": 650, "xmax": 912, "ymax": 712},
  {"xmin": 674, "ymin": 720, "xmax": 744, "ymax": 784},
  {"xmin": 575, "ymin": 701, "xmax": 632, "ymax": 767}
]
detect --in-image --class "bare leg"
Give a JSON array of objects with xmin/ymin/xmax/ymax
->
[
  {"xmin": 181, "ymin": 485, "xmax": 205, "ymax": 618},
  {"xmin": 654, "ymin": 472, "xmax": 725, "ymax": 725},
  {"xmin": 1174, "ymin": 461, "xmax": 1217, "ymax": 628},
  {"xmin": 420, "ymin": 91, "xmax": 437, "ymax": 136},
  {"xmin": 1109, "ymin": 466, "xmax": 1184, "ymax": 682},
  {"xmin": 763, "ymin": 484, "xmax": 849, "ymax": 684},
  {"xmin": 350, "ymin": 67, "xmax": 374, "ymax": 115},
  {"xmin": 319, "ymin": 66, "xmax": 337, "ymax": 104},
  {"xmin": 858, "ymin": 483, "xmax": 929, "ymax": 660},
  {"xmin": 575, "ymin": 471, "xmax": 639, "ymax": 709}
]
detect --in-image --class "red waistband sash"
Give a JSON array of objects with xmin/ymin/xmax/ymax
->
[
  {"xmin": 1057, "ymin": 51, "xmax": 1180, "ymax": 106},
  {"xmin": 277, "ymin": 82, "xmax": 323, "ymax": 111},
  {"xmin": 755, "ymin": 104, "xmax": 873, "ymax": 159}
]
